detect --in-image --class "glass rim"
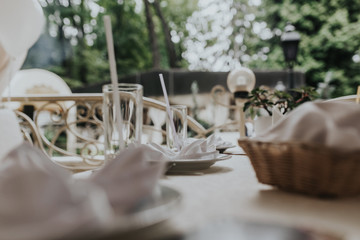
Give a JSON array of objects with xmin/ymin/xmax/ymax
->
[{"xmin": 102, "ymin": 83, "xmax": 143, "ymax": 92}]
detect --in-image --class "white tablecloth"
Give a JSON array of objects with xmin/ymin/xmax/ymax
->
[
  {"xmin": 67, "ymin": 132, "xmax": 360, "ymax": 240},
  {"xmin": 159, "ymin": 153, "xmax": 360, "ymax": 240}
]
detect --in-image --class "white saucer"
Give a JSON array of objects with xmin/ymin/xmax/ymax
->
[
  {"xmin": 216, "ymin": 144, "xmax": 236, "ymax": 153},
  {"xmin": 75, "ymin": 185, "xmax": 181, "ymax": 239},
  {"xmin": 166, "ymin": 154, "xmax": 231, "ymax": 173},
  {"xmin": 108, "ymin": 185, "xmax": 181, "ymax": 231}
]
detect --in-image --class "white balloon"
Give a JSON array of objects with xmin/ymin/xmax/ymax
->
[{"xmin": 0, "ymin": 0, "xmax": 45, "ymax": 57}]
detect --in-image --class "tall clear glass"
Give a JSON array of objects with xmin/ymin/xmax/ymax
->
[
  {"xmin": 102, "ymin": 83, "xmax": 143, "ymax": 160},
  {"xmin": 166, "ymin": 105, "xmax": 188, "ymax": 150}
]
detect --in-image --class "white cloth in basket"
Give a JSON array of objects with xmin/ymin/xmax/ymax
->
[{"xmin": 256, "ymin": 101, "xmax": 360, "ymax": 150}]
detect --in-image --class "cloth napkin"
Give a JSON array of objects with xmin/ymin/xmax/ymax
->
[
  {"xmin": 206, "ymin": 134, "xmax": 233, "ymax": 148},
  {"xmin": 0, "ymin": 142, "xmax": 166, "ymax": 240},
  {"xmin": 90, "ymin": 143, "xmax": 166, "ymax": 213},
  {"xmin": 256, "ymin": 101, "xmax": 360, "ymax": 150},
  {"xmin": 272, "ymin": 105, "xmax": 284, "ymax": 125},
  {"xmin": 0, "ymin": 143, "xmax": 112, "ymax": 240},
  {"xmin": 149, "ymin": 138, "xmax": 219, "ymax": 160},
  {"xmin": 0, "ymin": 108, "xmax": 23, "ymax": 161}
]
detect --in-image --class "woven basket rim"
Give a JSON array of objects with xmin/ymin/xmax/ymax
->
[{"xmin": 238, "ymin": 138, "xmax": 360, "ymax": 154}]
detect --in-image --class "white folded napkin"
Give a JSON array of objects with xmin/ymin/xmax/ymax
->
[
  {"xmin": 206, "ymin": 134, "xmax": 233, "ymax": 148},
  {"xmin": 272, "ymin": 105, "xmax": 284, "ymax": 125},
  {"xmin": 256, "ymin": 101, "xmax": 360, "ymax": 150},
  {"xmin": 149, "ymin": 138, "xmax": 219, "ymax": 160},
  {"xmin": 90, "ymin": 143, "xmax": 166, "ymax": 213},
  {"xmin": 0, "ymin": 142, "xmax": 166, "ymax": 240},
  {"xmin": 0, "ymin": 143, "xmax": 112, "ymax": 240},
  {"xmin": 0, "ymin": 108, "xmax": 23, "ymax": 161}
]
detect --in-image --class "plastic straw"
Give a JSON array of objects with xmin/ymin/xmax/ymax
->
[
  {"xmin": 159, "ymin": 74, "xmax": 181, "ymax": 151},
  {"xmin": 104, "ymin": 15, "xmax": 125, "ymax": 150}
]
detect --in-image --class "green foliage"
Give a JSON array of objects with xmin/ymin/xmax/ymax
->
[
  {"xmin": 244, "ymin": 88, "xmax": 275, "ymax": 117},
  {"xmin": 160, "ymin": 0, "xmax": 199, "ymax": 68},
  {"xmin": 291, "ymin": 86, "xmax": 319, "ymax": 107},
  {"xmin": 24, "ymin": 0, "xmax": 197, "ymax": 89},
  {"xmin": 256, "ymin": 0, "xmax": 360, "ymax": 98},
  {"xmin": 80, "ymin": 48, "xmax": 109, "ymax": 84},
  {"xmin": 182, "ymin": 0, "xmax": 267, "ymax": 71},
  {"xmin": 23, "ymin": 0, "xmax": 360, "ymax": 99},
  {"xmin": 97, "ymin": 0, "xmax": 153, "ymax": 74},
  {"xmin": 244, "ymin": 86, "xmax": 319, "ymax": 118}
]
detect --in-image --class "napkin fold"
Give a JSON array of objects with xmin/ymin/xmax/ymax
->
[
  {"xmin": 149, "ymin": 137, "xmax": 219, "ymax": 160},
  {"xmin": 206, "ymin": 134, "xmax": 233, "ymax": 148},
  {"xmin": 272, "ymin": 105, "xmax": 284, "ymax": 125},
  {"xmin": 90, "ymin": 143, "xmax": 166, "ymax": 213},
  {"xmin": 256, "ymin": 101, "xmax": 360, "ymax": 150},
  {"xmin": 0, "ymin": 143, "xmax": 112, "ymax": 240},
  {"xmin": 0, "ymin": 142, "xmax": 166, "ymax": 240}
]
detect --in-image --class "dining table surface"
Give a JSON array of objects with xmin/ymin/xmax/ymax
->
[{"xmin": 93, "ymin": 132, "xmax": 360, "ymax": 240}]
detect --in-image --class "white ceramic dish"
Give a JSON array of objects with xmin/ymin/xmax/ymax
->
[
  {"xmin": 216, "ymin": 143, "xmax": 236, "ymax": 153},
  {"xmin": 166, "ymin": 154, "xmax": 232, "ymax": 173},
  {"xmin": 74, "ymin": 185, "xmax": 181, "ymax": 239}
]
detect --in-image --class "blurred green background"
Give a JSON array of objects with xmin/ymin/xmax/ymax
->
[{"xmin": 24, "ymin": 0, "xmax": 360, "ymax": 98}]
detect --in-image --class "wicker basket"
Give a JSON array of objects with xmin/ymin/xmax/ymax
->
[{"xmin": 238, "ymin": 140, "xmax": 360, "ymax": 198}]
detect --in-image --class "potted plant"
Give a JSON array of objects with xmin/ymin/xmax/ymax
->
[{"xmin": 244, "ymin": 86, "xmax": 318, "ymax": 135}]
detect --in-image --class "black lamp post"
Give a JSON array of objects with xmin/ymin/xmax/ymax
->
[{"xmin": 281, "ymin": 23, "xmax": 300, "ymax": 90}]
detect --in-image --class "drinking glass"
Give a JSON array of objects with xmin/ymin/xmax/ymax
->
[
  {"xmin": 102, "ymin": 83, "xmax": 143, "ymax": 160},
  {"xmin": 166, "ymin": 105, "xmax": 187, "ymax": 150}
]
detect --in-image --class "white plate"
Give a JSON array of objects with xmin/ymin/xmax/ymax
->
[
  {"xmin": 109, "ymin": 185, "xmax": 180, "ymax": 231},
  {"xmin": 75, "ymin": 185, "xmax": 181, "ymax": 239},
  {"xmin": 216, "ymin": 144, "xmax": 236, "ymax": 153},
  {"xmin": 166, "ymin": 154, "xmax": 232, "ymax": 173}
]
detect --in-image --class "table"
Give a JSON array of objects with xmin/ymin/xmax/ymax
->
[
  {"xmin": 158, "ymin": 155, "xmax": 360, "ymax": 240},
  {"xmin": 101, "ymin": 134, "xmax": 360, "ymax": 240}
]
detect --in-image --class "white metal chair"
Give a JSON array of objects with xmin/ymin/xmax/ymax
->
[{"xmin": 4, "ymin": 94, "xmax": 207, "ymax": 172}]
